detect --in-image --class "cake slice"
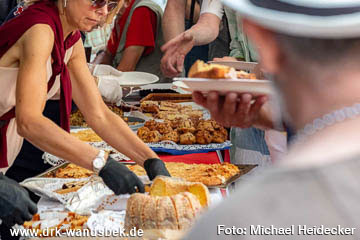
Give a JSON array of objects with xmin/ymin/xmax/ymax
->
[
  {"xmin": 141, "ymin": 196, "xmax": 159, "ymax": 229},
  {"xmin": 150, "ymin": 176, "xmax": 210, "ymax": 207},
  {"xmin": 155, "ymin": 196, "xmax": 179, "ymax": 230},
  {"xmin": 236, "ymin": 70, "xmax": 257, "ymax": 79},
  {"xmin": 188, "ymin": 60, "xmax": 258, "ymax": 79},
  {"xmin": 140, "ymin": 100, "xmax": 159, "ymax": 113},
  {"xmin": 188, "ymin": 60, "xmax": 234, "ymax": 79},
  {"xmin": 170, "ymin": 193, "xmax": 194, "ymax": 230},
  {"xmin": 125, "ymin": 193, "xmax": 148, "ymax": 230}
]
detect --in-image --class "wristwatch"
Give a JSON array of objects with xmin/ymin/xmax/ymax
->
[{"xmin": 92, "ymin": 150, "xmax": 106, "ymax": 174}]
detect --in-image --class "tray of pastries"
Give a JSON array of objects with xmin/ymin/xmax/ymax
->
[
  {"xmin": 70, "ymin": 129, "xmax": 103, "ymax": 142},
  {"xmin": 70, "ymin": 105, "xmax": 144, "ymax": 129},
  {"xmin": 136, "ymin": 118, "xmax": 231, "ymax": 154},
  {"xmin": 39, "ymin": 163, "xmax": 94, "ymax": 178},
  {"xmin": 70, "ymin": 105, "xmax": 124, "ymax": 128},
  {"xmin": 53, "ymin": 180, "xmax": 89, "ymax": 194},
  {"xmin": 137, "ymin": 119, "xmax": 228, "ymax": 145},
  {"xmin": 40, "ymin": 162, "xmax": 255, "ymax": 188},
  {"xmin": 127, "ymin": 162, "xmax": 255, "ymax": 188},
  {"xmin": 140, "ymin": 100, "xmax": 206, "ymax": 120},
  {"xmin": 140, "ymin": 93, "xmax": 193, "ymax": 103},
  {"xmin": 69, "ymin": 118, "xmax": 230, "ymax": 154}
]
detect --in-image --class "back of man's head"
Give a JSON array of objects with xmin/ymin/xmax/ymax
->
[
  {"xmin": 223, "ymin": 0, "xmax": 360, "ymax": 129},
  {"xmin": 275, "ymin": 34, "xmax": 360, "ymax": 78},
  {"xmin": 223, "ymin": 0, "xmax": 360, "ymax": 77}
]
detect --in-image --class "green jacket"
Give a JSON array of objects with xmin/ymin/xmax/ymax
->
[{"xmin": 224, "ymin": 6, "xmax": 258, "ymax": 62}]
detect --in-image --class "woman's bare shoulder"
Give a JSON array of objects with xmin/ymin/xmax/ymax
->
[
  {"xmin": 0, "ymin": 24, "xmax": 54, "ymax": 67},
  {"xmin": 21, "ymin": 24, "xmax": 54, "ymax": 47},
  {"xmin": 20, "ymin": 24, "xmax": 55, "ymax": 62}
]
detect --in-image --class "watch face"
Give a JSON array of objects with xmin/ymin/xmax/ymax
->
[{"xmin": 93, "ymin": 158, "xmax": 105, "ymax": 169}]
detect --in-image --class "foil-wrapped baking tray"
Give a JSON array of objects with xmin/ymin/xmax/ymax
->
[{"xmin": 20, "ymin": 176, "xmax": 91, "ymax": 204}]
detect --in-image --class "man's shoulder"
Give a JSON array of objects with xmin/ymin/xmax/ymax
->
[
  {"xmin": 215, "ymin": 160, "xmax": 360, "ymax": 220},
  {"xmin": 185, "ymin": 165, "xmax": 358, "ymax": 240}
]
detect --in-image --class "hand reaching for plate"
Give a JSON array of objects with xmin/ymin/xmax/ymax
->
[{"xmin": 161, "ymin": 31, "xmax": 195, "ymax": 78}]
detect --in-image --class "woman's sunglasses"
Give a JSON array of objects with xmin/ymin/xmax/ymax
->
[{"xmin": 89, "ymin": 0, "xmax": 118, "ymax": 12}]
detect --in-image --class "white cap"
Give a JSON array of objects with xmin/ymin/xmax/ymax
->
[{"xmin": 222, "ymin": 0, "xmax": 360, "ymax": 38}]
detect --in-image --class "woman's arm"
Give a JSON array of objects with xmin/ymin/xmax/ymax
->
[
  {"xmin": 15, "ymin": 24, "xmax": 99, "ymax": 170},
  {"xmin": 92, "ymin": 43, "xmax": 145, "ymax": 72},
  {"xmin": 68, "ymin": 39, "xmax": 158, "ymax": 167},
  {"xmin": 160, "ymin": 12, "xmax": 221, "ymax": 77},
  {"xmin": 185, "ymin": 13, "xmax": 221, "ymax": 46},
  {"xmin": 116, "ymin": 45, "xmax": 144, "ymax": 71},
  {"xmin": 162, "ymin": 0, "xmax": 187, "ymax": 43},
  {"xmin": 92, "ymin": 50, "xmax": 113, "ymax": 65}
]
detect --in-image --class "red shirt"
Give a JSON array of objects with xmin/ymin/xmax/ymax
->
[{"xmin": 107, "ymin": 0, "xmax": 157, "ymax": 57}]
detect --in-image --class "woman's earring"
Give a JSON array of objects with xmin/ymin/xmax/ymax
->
[{"xmin": 64, "ymin": 0, "xmax": 67, "ymax": 8}]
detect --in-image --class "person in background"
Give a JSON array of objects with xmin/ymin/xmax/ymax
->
[
  {"xmin": 83, "ymin": 21, "xmax": 115, "ymax": 62},
  {"xmin": 186, "ymin": 1, "xmax": 360, "ymax": 238},
  {"xmin": 205, "ymin": 0, "xmax": 230, "ymax": 64},
  {"xmin": 162, "ymin": 0, "xmax": 272, "ymax": 168},
  {"xmin": 93, "ymin": 0, "xmax": 171, "ymax": 82},
  {"xmin": 183, "ymin": 0, "xmax": 209, "ymax": 75},
  {"xmin": 161, "ymin": 0, "xmax": 230, "ymax": 77},
  {"xmin": 213, "ymin": 6, "xmax": 257, "ymax": 62},
  {"xmin": 85, "ymin": 0, "xmax": 167, "ymax": 62},
  {"xmin": 212, "ymin": 6, "xmax": 287, "ymax": 164}
]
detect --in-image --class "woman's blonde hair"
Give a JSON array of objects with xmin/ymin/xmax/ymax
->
[{"xmin": 23, "ymin": 0, "xmax": 124, "ymax": 24}]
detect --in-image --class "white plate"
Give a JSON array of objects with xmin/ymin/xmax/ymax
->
[
  {"xmin": 173, "ymin": 78, "xmax": 273, "ymax": 96},
  {"xmin": 117, "ymin": 72, "xmax": 159, "ymax": 87},
  {"xmin": 207, "ymin": 61, "xmax": 258, "ymax": 71},
  {"xmin": 172, "ymin": 80, "xmax": 191, "ymax": 93}
]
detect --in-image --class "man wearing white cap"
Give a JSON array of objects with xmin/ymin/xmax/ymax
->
[{"xmin": 185, "ymin": 0, "xmax": 360, "ymax": 239}]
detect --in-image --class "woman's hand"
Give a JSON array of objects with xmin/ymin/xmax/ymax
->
[
  {"xmin": 0, "ymin": 174, "xmax": 37, "ymax": 227},
  {"xmin": 143, "ymin": 158, "xmax": 171, "ymax": 180},
  {"xmin": 99, "ymin": 157, "xmax": 145, "ymax": 195},
  {"xmin": 97, "ymin": 75, "xmax": 123, "ymax": 105}
]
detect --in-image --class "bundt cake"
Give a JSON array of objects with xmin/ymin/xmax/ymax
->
[
  {"xmin": 125, "ymin": 177, "xmax": 210, "ymax": 239},
  {"xmin": 125, "ymin": 192, "xmax": 203, "ymax": 239}
]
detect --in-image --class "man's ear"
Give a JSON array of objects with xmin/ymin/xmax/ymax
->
[{"xmin": 243, "ymin": 19, "xmax": 282, "ymax": 75}]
